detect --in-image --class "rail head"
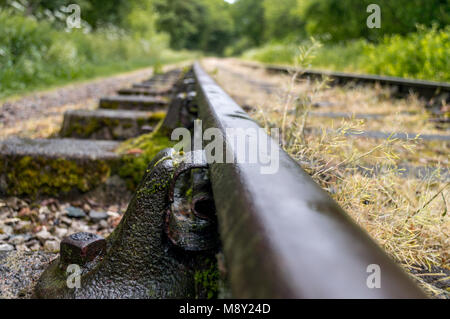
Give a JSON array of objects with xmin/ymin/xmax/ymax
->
[{"xmin": 193, "ymin": 61, "xmax": 426, "ymax": 298}]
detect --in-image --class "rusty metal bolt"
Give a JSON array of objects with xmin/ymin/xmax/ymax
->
[{"xmin": 60, "ymin": 232, "xmax": 106, "ymax": 267}]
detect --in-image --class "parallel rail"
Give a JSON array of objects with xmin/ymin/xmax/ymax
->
[
  {"xmin": 193, "ymin": 62, "xmax": 426, "ymax": 298},
  {"xmin": 242, "ymin": 61, "xmax": 450, "ymax": 103}
]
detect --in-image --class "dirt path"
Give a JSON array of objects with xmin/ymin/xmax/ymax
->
[{"xmin": 0, "ymin": 63, "xmax": 185, "ymax": 139}]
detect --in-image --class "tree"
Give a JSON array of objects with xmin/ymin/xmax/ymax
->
[
  {"xmin": 297, "ymin": 0, "xmax": 450, "ymax": 42},
  {"xmin": 231, "ymin": 0, "xmax": 265, "ymax": 47},
  {"xmin": 262, "ymin": 0, "xmax": 303, "ymax": 41},
  {"xmin": 154, "ymin": 0, "xmax": 234, "ymax": 54}
]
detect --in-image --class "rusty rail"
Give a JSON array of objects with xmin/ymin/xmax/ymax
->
[
  {"xmin": 193, "ymin": 62, "xmax": 426, "ymax": 298},
  {"xmin": 242, "ymin": 61, "xmax": 450, "ymax": 103}
]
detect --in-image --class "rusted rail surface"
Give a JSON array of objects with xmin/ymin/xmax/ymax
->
[
  {"xmin": 193, "ymin": 62, "xmax": 426, "ymax": 298},
  {"xmin": 242, "ymin": 61, "xmax": 450, "ymax": 103}
]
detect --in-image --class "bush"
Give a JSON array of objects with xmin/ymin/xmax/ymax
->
[
  {"xmin": 242, "ymin": 27, "xmax": 450, "ymax": 82},
  {"xmin": 0, "ymin": 9, "xmax": 190, "ymax": 98},
  {"xmin": 242, "ymin": 42, "xmax": 298, "ymax": 65},
  {"xmin": 363, "ymin": 26, "xmax": 450, "ymax": 81}
]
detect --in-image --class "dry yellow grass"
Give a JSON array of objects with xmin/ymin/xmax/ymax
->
[
  {"xmin": 0, "ymin": 99, "xmax": 97, "ymax": 139},
  {"xmin": 202, "ymin": 57, "xmax": 449, "ymax": 297}
]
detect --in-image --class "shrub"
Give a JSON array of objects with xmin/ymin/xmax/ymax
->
[
  {"xmin": 363, "ymin": 26, "xmax": 450, "ymax": 81},
  {"xmin": 0, "ymin": 9, "xmax": 191, "ymax": 98},
  {"xmin": 242, "ymin": 27, "xmax": 450, "ymax": 82}
]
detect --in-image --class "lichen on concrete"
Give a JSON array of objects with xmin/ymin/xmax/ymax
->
[
  {"xmin": 0, "ymin": 138, "xmax": 120, "ymax": 197},
  {"xmin": 60, "ymin": 109, "xmax": 167, "ymax": 140},
  {"xmin": 116, "ymin": 122, "xmax": 175, "ymax": 190}
]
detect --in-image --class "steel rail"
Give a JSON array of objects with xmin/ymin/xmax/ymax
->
[
  {"xmin": 242, "ymin": 61, "xmax": 450, "ymax": 102},
  {"xmin": 193, "ymin": 61, "xmax": 426, "ymax": 298}
]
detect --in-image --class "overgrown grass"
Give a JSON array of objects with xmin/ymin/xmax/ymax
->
[
  {"xmin": 0, "ymin": 9, "xmax": 194, "ymax": 99},
  {"xmin": 242, "ymin": 26, "xmax": 450, "ymax": 82}
]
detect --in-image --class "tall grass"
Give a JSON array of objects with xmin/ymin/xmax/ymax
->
[
  {"xmin": 0, "ymin": 9, "xmax": 192, "ymax": 98},
  {"xmin": 242, "ymin": 27, "xmax": 450, "ymax": 82}
]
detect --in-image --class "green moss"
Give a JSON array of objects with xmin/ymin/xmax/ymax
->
[
  {"xmin": 149, "ymin": 111, "xmax": 167, "ymax": 121},
  {"xmin": 116, "ymin": 122, "xmax": 175, "ymax": 190},
  {"xmin": 100, "ymin": 101, "xmax": 119, "ymax": 109},
  {"xmin": 194, "ymin": 258, "xmax": 220, "ymax": 299},
  {"xmin": 2, "ymin": 155, "xmax": 111, "ymax": 197},
  {"xmin": 62, "ymin": 117, "xmax": 101, "ymax": 138}
]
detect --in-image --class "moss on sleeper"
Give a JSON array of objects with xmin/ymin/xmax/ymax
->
[
  {"xmin": 0, "ymin": 155, "xmax": 111, "ymax": 197},
  {"xmin": 116, "ymin": 120, "xmax": 175, "ymax": 190},
  {"xmin": 62, "ymin": 118, "xmax": 102, "ymax": 138},
  {"xmin": 63, "ymin": 113, "xmax": 166, "ymax": 140},
  {"xmin": 149, "ymin": 111, "xmax": 167, "ymax": 121},
  {"xmin": 100, "ymin": 101, "xmax": 119, "ymax": 109}
]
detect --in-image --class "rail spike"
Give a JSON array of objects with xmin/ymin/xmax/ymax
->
[{"xmin": 35, "ymin": 148, "xmax": 218, "ymax": 299}]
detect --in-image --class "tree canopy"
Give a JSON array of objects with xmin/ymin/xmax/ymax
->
[{"xmin": 2, "ymin": 0, "xmax": 448, "ymax": 54}]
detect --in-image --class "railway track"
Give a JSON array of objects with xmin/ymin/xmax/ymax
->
[
  {"xmin": 242, "ymin": 61, "xmax": 450, "ymax": 106},
  {"xmin": 0, "ymin": 59, "xmax": 448, "ymax": 298}
]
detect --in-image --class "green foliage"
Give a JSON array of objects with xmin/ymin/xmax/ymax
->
[
  {"xmin": 0, "ymin": 0, "xmax": 136, "ymax": 30},
  {"xmin": 243, "ymin": 42, "xmax": 299, "ymax": 65},
  {"xmin": 243, "ymin": 26, "xmax": 450, "ymax": 82},
  {"xmin": 117, "ymin": 129, "xmax": 175, "ymax": 190},
  {"xmin": 154, "ymin": 0, "xmax": 234, "ymax": 54},
  {"xmin": 230, "ymin": 0, "xmax": 265, "ymax": 47},
  {"xmin": 363, "ymin": 26, "xmax": 450, "ymax": 81},
  {"xmin": 297, "ymin": 0, "xmax": 450, "ymax": 42},
  {"xmin": 0, "ymin": 8, "xmax": 191, "ymax": 98},
  {"xmin": 1, "ymin": 0, "xmax": 448, "ymax": 83},
  {"xmin": 262, "ymin": 0, "xmax": 303, "ymax": 41}
]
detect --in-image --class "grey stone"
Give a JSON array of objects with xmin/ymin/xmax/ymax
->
[
  {"xmin": 43, "ymin": 240, "xmax": 60, "ymax": 252},
  {"xmin": 4, "ymin": 217, "xmax": 20, "ymax": 225},
  {"xmin": 89, "ymin": 210, "xmax": 108, "ymax": 222},
  {"xmin": 65, "ymin": 206, "xmax": 86, "ymax": 218},
  {"xmin": 5, "ymin": 197, "xmax": 26, "ymax": 211},
  {"xmin": 0, "ymin": 243, "xmax": 14, "ymax": 251},
  {"xmin": 29, "ymin": 243, "xmax": 41, "ymax": 251},
  {"xmin": 16, "ymin": 244, "xmax": 30, "ymax": 251},
  {"xmin": 60, "ymin": 217, "xmax": 73, "ymax": 226},
  {"xmin": 9, "ymin": 235, "xmax": 26, "ymax": 245},
  {"xmin": 14, "ymin": 220, "xmax": 31, "ymax": 232},
  {"xmin": 54, "ymin": 227, "xmax": 68, "ymax": 238},
  {"xmin": 98, "ymin": 220, "xmax": 109, "ymax": 229},
  {"xmin": 0, "ymin": 224, "xmax": 13, "ymax": 235},
  {"xmin": 36, "ymin": 227, "xmax": 53, "ymax": 243}
]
